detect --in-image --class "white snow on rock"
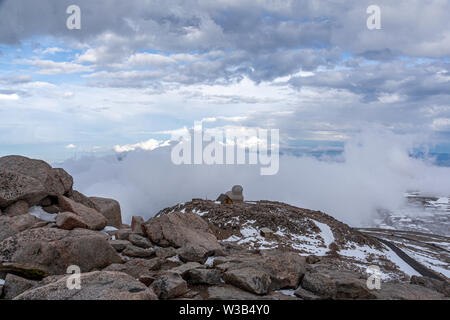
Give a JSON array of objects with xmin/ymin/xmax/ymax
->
[
  {"xmin": 29, "ymin": 206, "xmax": 57, "ymax": 222},
  {"xmin": 102, "ymin": 226, "xmax": 118, "ymax": 232},
  {"xmin": 338, "ymin": 243, "xmax": 384, "ymax": 261},
  {"xmin": 236, "ymin": 224, "xmax": 278, "ymax": 250},
  {"xmin": 205, "ymin": 256, "xmax": 216, "ymax": 267},
  {"xmin": 192, "ymin": 208, "xmax": 208, "ymax": 216},
  {"xmin": 221, "ymin": 235, "xmax": 241, "ymax": 242},
  {"xmin": 275, "ymin": 289, "xmax": 296, "ymax": 297},
  {"xmin": 167, "ymin": 254, "xmax": 182, "ymax": 263},
  {"xmin": 314, "ymin": 220, "xmax": 335, "ymax": 248},
  {"xmin": 0, "ymin": 279, "xmax": 5, "ymax": 285}
]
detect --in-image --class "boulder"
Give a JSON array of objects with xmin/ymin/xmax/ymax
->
[
  {"xmin": 185, "ymin": 268, "xmax": 221, "ymax": 285},
  {"xmin": 0, "ymin": 214, "xmax": 43, "ymax": 242},
  {"xmin": 260, "ymin": 227, "xmax": 274, "ymax": 238},
  {"xmin": 2, "ymin": 273, "xmax": 37, "ymax": 299},
  {"xmin": 3, "ymin": 200, "xmax": 29, "ymax": 216},
  {"xmin": 300, "ymin": 268, "xmax": 376, "ymax": 299},
  {"xmin": 14, "ymin": 271, "xmax": 158, "ymax": 300},
  {"xmin": 122, "ymin": 244, "xmax": 155, "ymax": 258},
  {"xmin": 116, "ymin": 228, "xmax": 132, "ymax": 240},
  {"xmin": 0, "ymin": 169, "xmax": 48, "ymax": 208},
  {"xmin": 294, "ymin": 287, "xmax": 321, "ymax": 300},
  {"xmin": 373, "ymin": 282, "xmax": 447, "ymax": 300},
  {"xmin": 56, "ymin": 212, "xmax": 88, "ymax": 230},
  {"xmin": 178, "ymin": 244, "xmax": 210, "ymax": 264},
  {"xmin": 213, "ymin": 250, "xmax": 306, "ymax": 292},
  {"xmin": 150, "ymin": 272, "xmax": 189, "ymax": 299},
  {"xmin": 89, "ymin": 197, "xmax": 122, "ymax": 229},
  {"xmin": 144, "ymin": 212, "xmax": 222, "ymax": 256},
  {"xmin": 169, "ymin": 262, "xmax": 205, "ymax": 276},
  {"xmin": 104, "ymin": 258, "xmax": 162, "ymax": 279},
  {"xmin": 129, "ymin": 233, "xmax": 153, "ymax": 249},
  {"xmin": 69, "ymin": 190, "xmax": 97, "ymax": 209},
  {"xmin": 42, "ymin": 205, "xmax": 60, "ymax": 214},
  {"xmin": 155, "ymin": 247, "xmax": 177, "ymax": 259},
  {"xmin": 0, "ymin": 227, "xmax": 122, "ymax": 276},
  {"xmin": 0, "ymin": 156, "xmax": 73, "ymax": 208},
  {"xmin": 109, "ymin": 240, "xmax": 131, "ymax": 252},
  {"xmin": 58, "ymin": 195, "xmax": 106, "ymax": 231},
  {"xmin": 223, "ymin": 267, "xmax": 271, "ymax": 295},
  {"xmin": 259, "ymin": 251, "xmax": 306, "ymax": 290},
  {"xmin": 410, "ymin": 276, "xmax": 450, "ymax": 297},
  {"xmin": 131, "ymin": 216, "xmax": 145, "ymax": 235}
]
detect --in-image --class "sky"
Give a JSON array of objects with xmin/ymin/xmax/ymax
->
[
  {"xmin": 0, "ymin": 0, "xmax": 449, "ymax": 161},
  {"xmin": 0, "ymin": 1, "xmax": 450, "ymax": 224}
]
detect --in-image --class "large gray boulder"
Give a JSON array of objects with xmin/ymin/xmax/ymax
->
[
  {"xmin": 0, "ymin": 169, "xmax": 48, "ymax": 208},
  {"xmin": 300, "ymin": 268, "xmax": 375, "ymax": 299},
  {"xmin": 3, "ymin": 200, "xmax": 29, "ymax": 217},
  {"xmin": 223, "ymin": 267, "xmax": 271, "ymax": 295},
  {"xmin": 410, "ymin": 276, "xmax": 450, "ymax": 297},
  {"xmin": 2, "ymin": 273, "xmax": 37, "ymax": 299},
  {"xmin": 214, "ymin": 250, "xmax": 306, "ymax": 293},
  {"xmin": 89, "ymin": 197, "xmax": 122, "ymax": 229},
  {"xmin": 0, "ymin": 156, "xmax": 73, "ymax": 208},
  {"xmin": 0, "ymin": 227, "xmax": 122, "ymax": 276},
  {"xmin": 185, "ymin": 268, "xmax": 222, "ymax": 285},
  {"xmin": 128, "ymin": 233, "xmax": 153, "ymax": 249},
  {"xmin": 58, "ymin": 195, "xmax": 107, "ymax": 231},
  {"xmin": 373, "ymin": 282, "xmax": 447, "ymax": 300},
  {"xmin": 150, "ymin": 272, "xmax": 188, "ymax": 299},
  {"xmin": 103, "ymin": 258, "xmax": 162, "ymax": 279},
  {"xmin": 144, "ymin": 212, "xmax": 222, "ymax": 255},
  {"xmin": 0, "ymin": 214, "xmax": 44, "ymax": 242},
  {"xmin": 14, "ymin": 271, "xmax": 158, "ymax": 300},
  {"xmin": 55, "ymin": 212, "xmax": 88, "ymax": 230},
  {"xmin": 122, "ymin": 244, "xmax": 155, "ymax": 258}
]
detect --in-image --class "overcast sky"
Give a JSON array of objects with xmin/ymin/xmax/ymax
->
[{"xmin": 0, "ymin": 0, "xmax": 449, "ymax": 162}]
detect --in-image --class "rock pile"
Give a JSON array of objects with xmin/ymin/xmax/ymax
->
[{"xmin": 0, "ymin": 156, "xmax": 448, "ymax": 300}]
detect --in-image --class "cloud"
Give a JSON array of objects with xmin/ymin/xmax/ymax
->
[
  {"xmin": 1, "ymin": 0, "xmax": 450, "ymax": 171},
  {"xmin": 35, "ymin": 47, "xmax": 68, "ymax": 55},
  {"xmin": 21, "ymin": 58, "xmax": 94, "ymax": 75},
  {"xmin": 60, "ymin": 129, "xmax": 450, "ymax": 226},
  {"xmin": 0, "ymin": 93, "xmax": 19, "ymax": 100},
  {"xmin": 113, "ymin": 138, "xmax": 170, "ymax": 152},
  {"xmin": 65, "ymin": 144, "xmax": 76, "ymax": 149}
]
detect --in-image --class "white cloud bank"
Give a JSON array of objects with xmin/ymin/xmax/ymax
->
[{"xmin": 59, "ymin": 130, "xmax": 450, "ymax": 226}]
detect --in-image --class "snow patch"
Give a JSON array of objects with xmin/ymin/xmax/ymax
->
[
  {"xmin": 29, "ymin": 206, "xmax": 57, "ymax": 222},
  {"xmin": 275, "ymin": 289, "xmax": 296, "ymax": 297},
  {"xmin": 205, "ymin": 256, "xmax": 216, "ymax": 267},
  {"xmin": 314, "ymin": 221, "xmax": 335, "ymax": 248},
  {"xmin": 102, "ymin": 226, "xmax": 118, "ymax": 232}
]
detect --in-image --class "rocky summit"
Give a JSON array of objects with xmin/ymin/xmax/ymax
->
[{"xmin": 0, "ymin": 155, "xmax": 448, "ymax": 300}]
